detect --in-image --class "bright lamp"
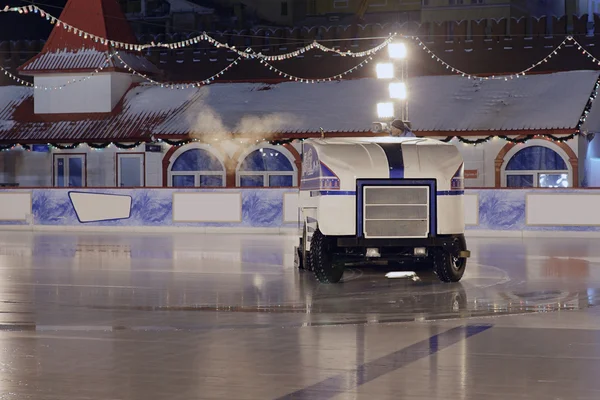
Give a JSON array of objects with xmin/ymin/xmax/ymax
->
[
  {"xmin": 376, "ymin": 63, "xmax": 394, "ymax": 79},
  {"xmin": 377, "ymin": 102, "xmax": 394, "ymax": 119},
  {"xmin": 389, "ymin": 82, "xmax": 407, "ymax": 100},
  {"xmin": 388, "ymin": 43, "xmax": 407, "ymax": 59}
]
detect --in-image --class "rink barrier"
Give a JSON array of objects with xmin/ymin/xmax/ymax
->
[{"xmin": 0, "ymin": 187, "xmax": 597, "ymax": 236}]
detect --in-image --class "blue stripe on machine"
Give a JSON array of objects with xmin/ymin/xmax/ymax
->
[
  {"xmin": 312, "ymin": 190, "xmax": 464, "ymax": 196},
  {"xmin": 437, "ymin": 190, "xmax": 465, "ymax": 196},
  {"xmin": 310, "ymin": 191, "xmax": 356, "ymax": 197},
  {"xmin": 377, "ymin": 143, "xmax": 405, "ymax": 179}
]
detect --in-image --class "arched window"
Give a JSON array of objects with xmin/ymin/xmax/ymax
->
[
  {"xmin": 170, "ymin": 148, "xmax": 225, "ymax": 187},
  {"xmin": 504, "ymin": 145, "xmax": 570, "ymax": 188},
  {"xmin": 237, "ymin": 148, "xmax": 295, "ymax": 187}
]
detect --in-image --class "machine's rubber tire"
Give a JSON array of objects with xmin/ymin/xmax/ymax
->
[
  {"xmin": 433, "ymin": 236, "xmax": 467, "ymax": 283},
  {"xmin": 311, "ymin": 229, "xmax": 344, "ymax": 284},
  {"xmin": 302, "ymin": 223, "xmax": 314, "ymax": 271}
]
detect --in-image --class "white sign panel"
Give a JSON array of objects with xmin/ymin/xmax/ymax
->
[
  {"xmin": 0, "ymin": 192, "xmax": 31, "ymax": 221},
  {"xmin": 527, "ymin": 193, "xmax": 600, "ymax": 226},
  {"xmin": 173, "ymin": 192, "xmax": 241, "ymax": 223},
  {"xmin": 463, "ymin": 194, "xmax": 479, "ymax": 225},
  {"xmin": 283, "ymin": 192, "xmax": 299, "ymax": 223},
  {"xmin": 69, "ymin": 192, "xmax": 132, "ymax": 223}
]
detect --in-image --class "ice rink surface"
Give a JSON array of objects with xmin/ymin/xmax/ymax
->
[{"xmin": 0, "ymin": 231, "xmax": 600, "ymax": 399}]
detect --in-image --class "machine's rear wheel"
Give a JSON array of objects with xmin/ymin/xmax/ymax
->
[
  {"xmin": 311, "ymin": 229, "xmax": 344, "ymax": 284},
  {"xmin": 433, "ymin": 235, "xmax": 467, "ymax": 283}
]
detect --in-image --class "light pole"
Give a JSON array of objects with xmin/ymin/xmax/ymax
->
[{"xmin": 374, "ymin": 42, "xmax": 410, "ymax": 136}]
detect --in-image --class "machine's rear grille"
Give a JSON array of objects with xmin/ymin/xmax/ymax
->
[{"xmin": 363, "ymin": 186, "xmax": 429, "ymax": 238}]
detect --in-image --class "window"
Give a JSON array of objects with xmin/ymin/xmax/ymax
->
[
  {"xmin": 504, "ymin": 146, "xmax": 570, "ymax": 188},
  {"xmin": 170, "ymin": 148, "xmax": 225, "ymax": 187},
  {"xmin": 471, "ymin": 0, "xmax": 484, "ymax": 4},
  {"xmin": 281, "ymin": 1, "xmax": 288, "ymax": 16},
  {"xmin": 447, "ymin": 21, "xmax": 455, "ymax": 40},
  {"xmin": 449, "ymin": 0, "xmax": 464, "ymax": 5},
  {"xmin": 54, "ymin": 154, "xmax": 86, "ymax": 187},
  {"xmin": 237, "ymin": 148, "xmax": 295, "ymax": 187},
  {"xmin": 333, "ymin": 0, "xmax": 348, "ymax": 8},
  {"xmin": 117, "ymin": 153, "xmax": 145, "ymax": 187}
]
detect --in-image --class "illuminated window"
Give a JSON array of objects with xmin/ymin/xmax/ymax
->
[
  {"xmin": 504, "ymin": 145, "xmax": 570, "ymax": 188},
  {"xmin": 237, "ymin": 148, "xmax": 296, "ymax": 187},
  {"xmin": 170, "ymin": 148, "xmax": 225, "ymax": 187}
]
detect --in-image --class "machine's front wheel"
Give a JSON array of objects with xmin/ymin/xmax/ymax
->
[
  {"xmin": 311, "ymin": 229, "xmax": 344, "ymax": 284},
  {"xmin": 433, "ymin": 236, "xmax": 467, "ymax": 282}
]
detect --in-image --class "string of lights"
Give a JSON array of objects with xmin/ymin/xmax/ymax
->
[
  {"xmin": 114, "ymin": 52, "xmax": 243, "ymax": 89},
  {"xmin": 258, "ymin": 56, "xmax": 374, "ymax": 83},
  {"xmin": 201, "ymin": 32, "xmax": 395, "ymax": 61},
  {"xmin": 414, "ymin": 36, "xmax": 570, "ymax": 81},
  {"xmin": 0, "ymin": 4, "xmax": 394, "ymax": 59}
]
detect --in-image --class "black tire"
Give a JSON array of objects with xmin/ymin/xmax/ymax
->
[
  {"xmin": 311, "ymin": 229, "xmax": 344, "ymax": 284},
  {"xmin": 433, "ymin": 236, "xmax": 467, "ymax": 283},
  {"xmin": 302, "ymin": 223, "xmax": 314, "ymax": 271}
]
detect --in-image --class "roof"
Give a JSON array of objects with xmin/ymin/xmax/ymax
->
[
  {"xmin": 156, "ymin": 70, "xmax": 600, "ymax": 135},
  {"xmin": 18, "ymin": 0, "xmax": 158, "ymax": 75},
  {"xmin": 0, "ymin": 85, "xmax": 195, "ymax": 143},
  {"xmin": 0, "ymin": 70, "xmax": 596, "ymax": 143}
]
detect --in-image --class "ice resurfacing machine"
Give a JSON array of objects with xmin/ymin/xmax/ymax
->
[{"xmin": 294, "ymin": 136, "xmax": 470, "ymax": 283}]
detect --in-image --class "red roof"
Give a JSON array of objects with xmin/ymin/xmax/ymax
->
[{"xmin": 18, "ymin": 0, "xmax": 157, "ymax": 75}]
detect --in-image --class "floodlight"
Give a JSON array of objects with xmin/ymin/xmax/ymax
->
[
  {"xmin": 377, "ymin": 102, "xmax": 394, "ymax": 119},
  {"xmin": 388, "ymin": 42, "xmax": 407, "ymax": 59},
  {"xmin": 389, "ymin": 82, "xmax": 407, "ymax": 100},
  {"xmin": 376, "ymin": 63, "xmax": 394, "ymax": 79}
]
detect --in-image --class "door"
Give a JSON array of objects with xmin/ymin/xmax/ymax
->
[
  {"xmin": 117, "ymin": 154, "xmax": 144, "ymax": 187},
  {"xmin": 54, "ymin": 155, "xmax": 85, "ymax": 187}
]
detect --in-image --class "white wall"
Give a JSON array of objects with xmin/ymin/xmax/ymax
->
[
  {"xmin": 34, "ymin": 72, "xmax": 133, "ymax": 114},
  {"xmin": 2, "ymin": 144, "xmax": 168, "ymax": 187}
]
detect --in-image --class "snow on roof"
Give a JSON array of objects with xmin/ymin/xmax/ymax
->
[
  {"xmin": 0, "ymin": 84, "xmax": 195, "ymax": 142},
  {"xmin": 19, "ymin": 0, "xmax": 157, "ymax": 75},
  {"xmin": 20, "ymin": 48, "xmax": 159, "ymax": 75},
  {"xmin": 0, "ymin": 70, "xmax": 597, "ymax": 143},
  {"xmin": 156, "ymin": 70, "xmax": 600, "ymax": 135},
  {"xmin": 409, "ymin": 70, "xmax": 599, "ymax": 132}
]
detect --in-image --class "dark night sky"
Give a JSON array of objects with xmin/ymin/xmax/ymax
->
[{"xmin": 0, "ymin": 1, "xmax": 68, "ymax": 40}]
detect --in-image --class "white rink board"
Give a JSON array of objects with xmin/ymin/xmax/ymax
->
[
  {"xmin": 173, "ymin": 192, "xmax": 241, "ymax": 222},
  {"xmin": 69, "ymin": 192, "xmax": 132, "ymax": 222},
  {"xmin": 0, "ymin": 192, "xmax": 31, "ymax": 221},
  {"xmin": 527, "ymin": 193, "xmax": 600, "ymax": 226},
  {"xmin": 283, "ymin": 192, "xmax": 299, "ymax": 223},
  {"xmin": 463, "ymin": 194, "xmax": 479, "ymax": 225}
]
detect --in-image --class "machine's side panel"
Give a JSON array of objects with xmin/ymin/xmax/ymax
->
[{"xmin": 316, "ymin": 195, "xmax": 356, "ymax": 236}]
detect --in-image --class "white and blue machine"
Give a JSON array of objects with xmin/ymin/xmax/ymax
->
[{"xmin": 294, "ymin": 136, "xmax": 470, "ymax": 283}]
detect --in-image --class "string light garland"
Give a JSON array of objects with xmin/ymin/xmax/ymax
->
[
  {"xmin": 0, "ymin": 4, "xmax": 394, "ymax": 59},
  {"xmin": 114, "ymin": 52, "xmax": 243, "ymax": 89},
  {"xmin": 202, "ymin": 32, "xmax": 395, "ymax": 61},
  {"xmin": 259, "ymin": 56, "xmax": 373, "ymax": 83},
  {"xmin": 414, "ymin": 36, "xmax": 570, "ymax": 81}
]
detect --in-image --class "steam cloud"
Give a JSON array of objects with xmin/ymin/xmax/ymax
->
[{"xmin": 185, "ymin": 88, "xmax": 299, "ymax": 142}]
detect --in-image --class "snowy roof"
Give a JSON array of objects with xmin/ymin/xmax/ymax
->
[
  {"xmin": 156, "ymin": 70, "xmax": 600, "ymax": 135},
  {"xmin": 0, "ymin": 70, "xmax": 596, "ymax": 143},
  {"xmin": 19, "ymin": 0, "xmax": 158, "ymax": 75},
  {"xmin": 0, "ymin": 85, "xmax": 195, "ymax": 142},
  {"xmin": 20, "ymin": 49, "xmax": 159, "ymax": 75}
]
